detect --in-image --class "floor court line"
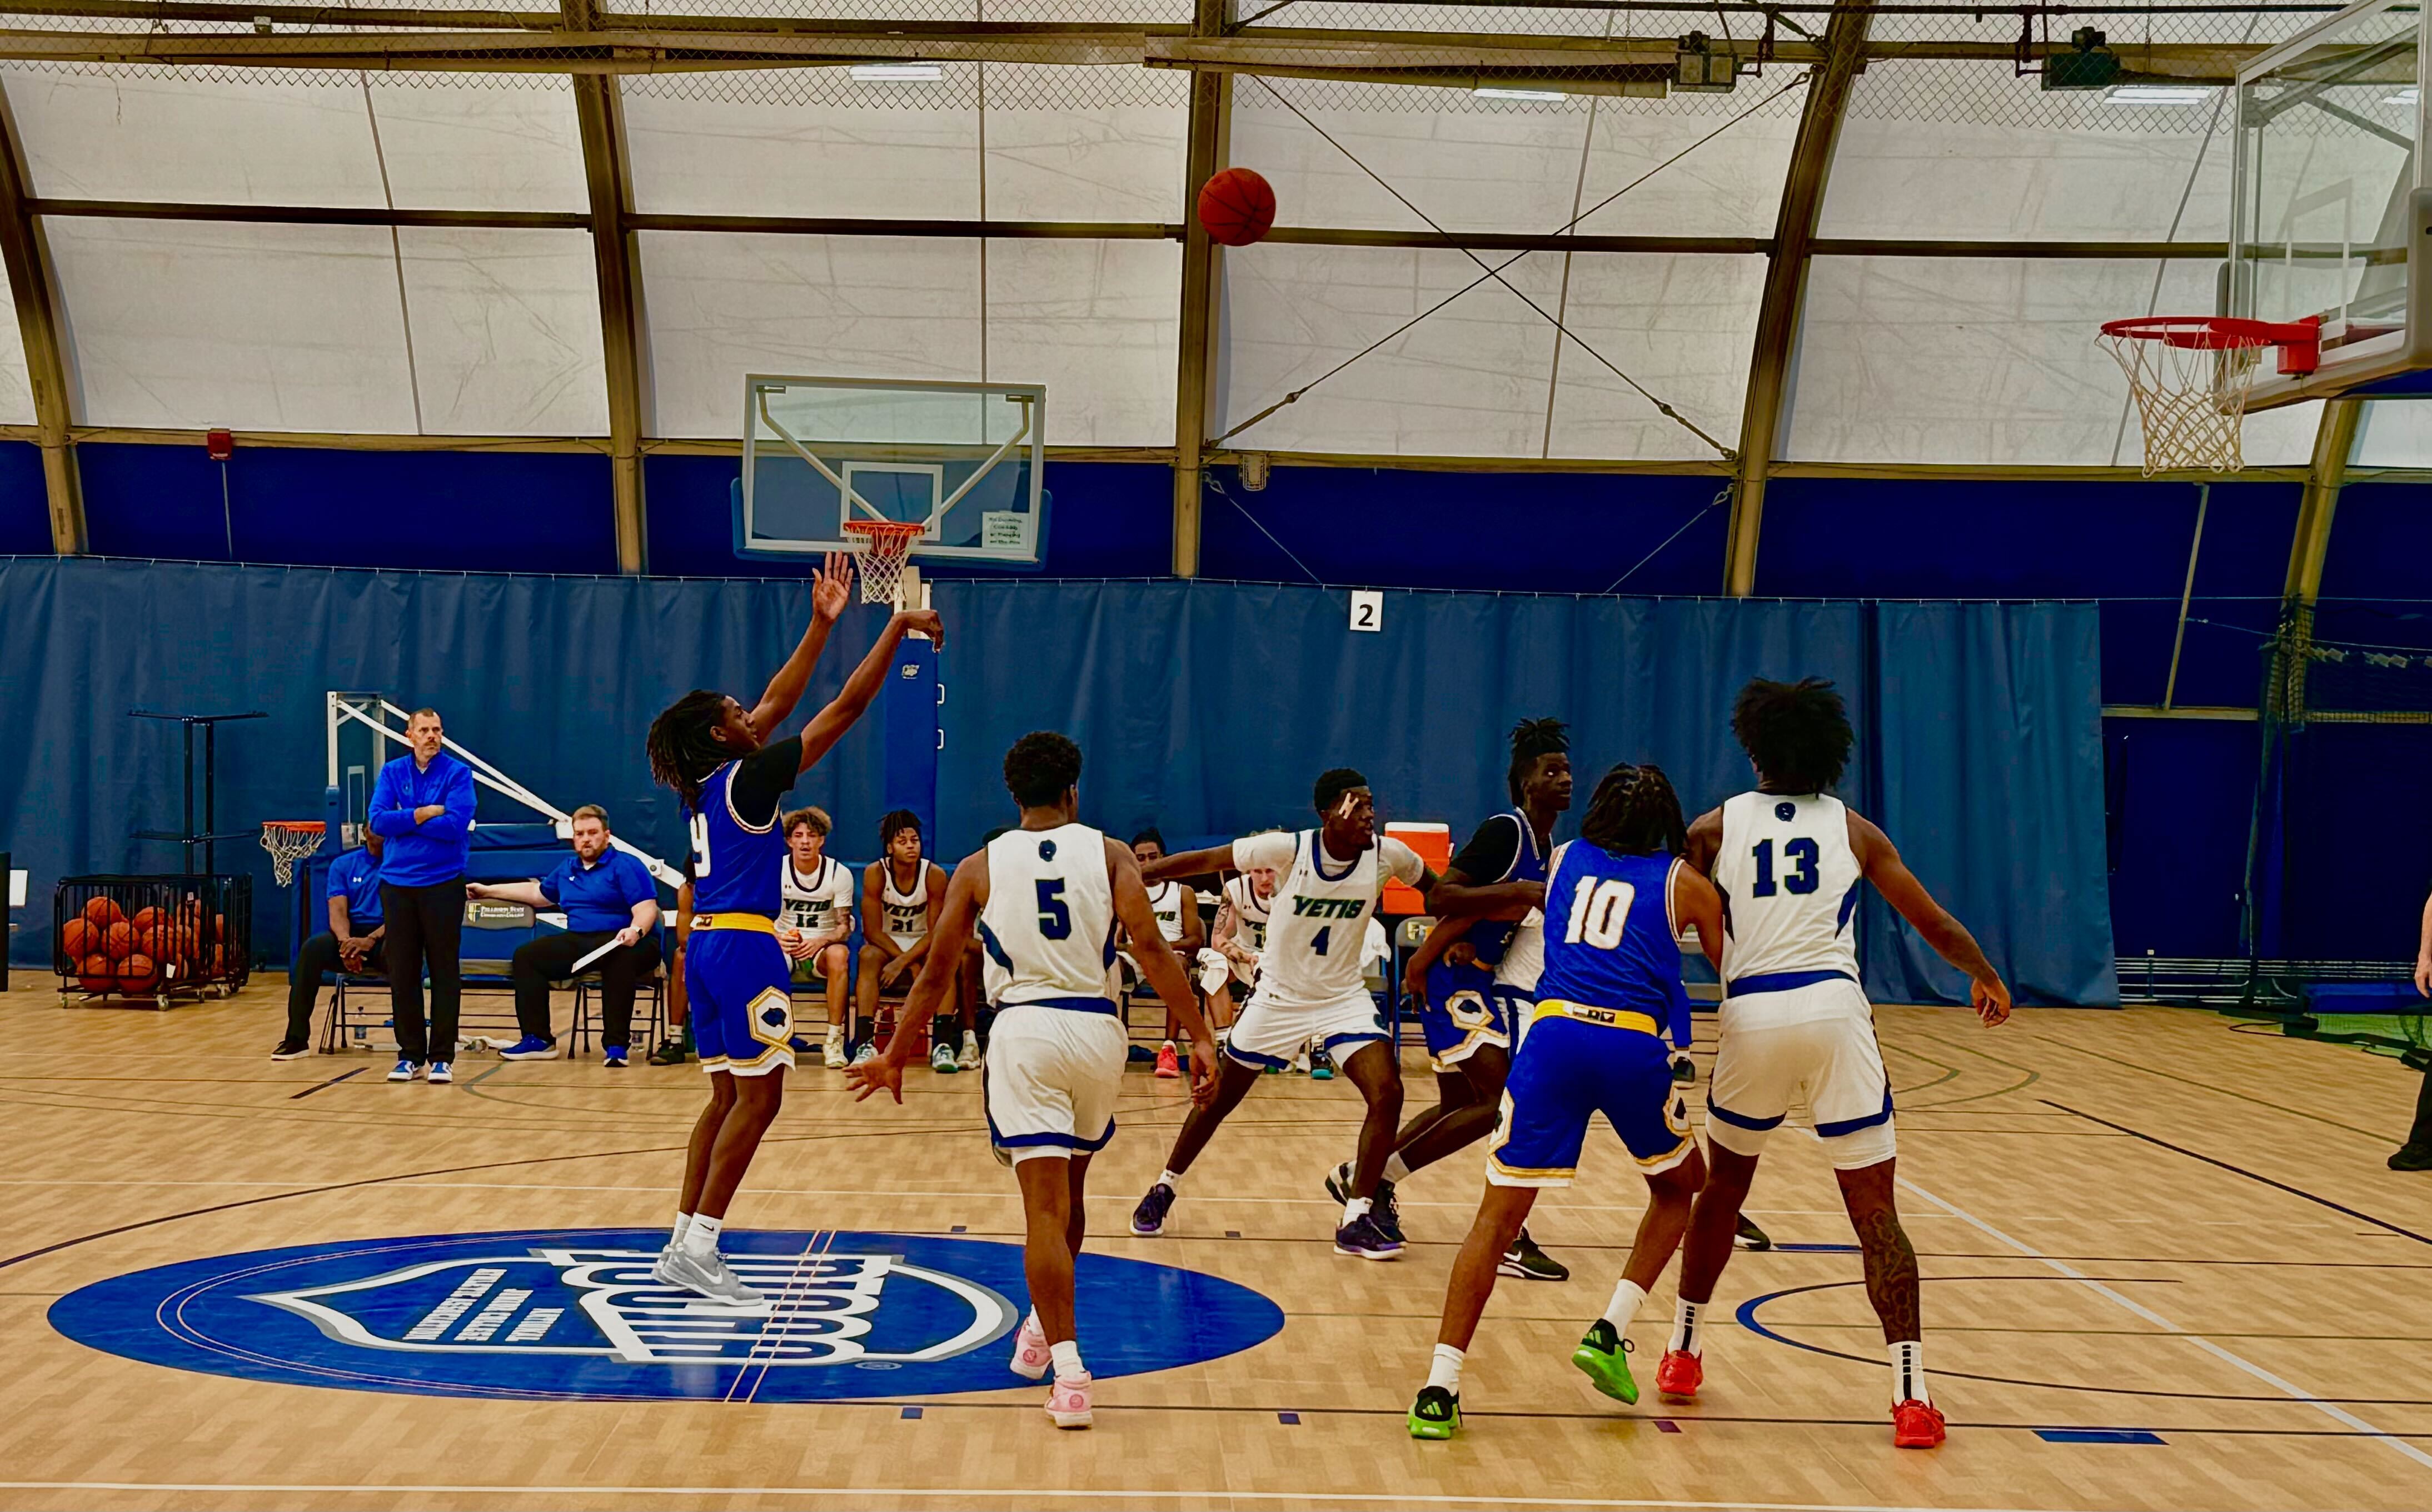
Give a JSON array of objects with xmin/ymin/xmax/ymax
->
[
  {"xmin": 1896, "ymin": 1175, "xmax": 2432, "ymax": 1473},
  {"xmin": 0, "ymin": 1486, "xmax": 2115, "ymax": 1511}
]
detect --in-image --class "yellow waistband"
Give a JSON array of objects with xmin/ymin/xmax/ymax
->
[
  {"xmin": 692, "ymin": 912, "xmax": 777, "ymax": 935},
  {"xmin": 1529, "ymin": 999, "xmax": 1661, "ymax": 1037}
]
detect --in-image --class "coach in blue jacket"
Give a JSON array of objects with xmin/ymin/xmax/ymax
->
[{"xmin": 368, "ymin": 706, "xmax": 477, "ymax": 1082}]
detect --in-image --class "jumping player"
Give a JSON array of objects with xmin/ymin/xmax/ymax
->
[
  {"xmin": 1663, "ymin": 677, "xmax": 2010, "ymax": 1449},
  {"xmin": 1129, "ymin": 771, "xmax": 1525, "ymax": 1259},
  {"xmin": 779, "ymin": 806, "xmax": 854, "ymax": 1058},
  {"xmin": 1409, "ymin": 764, "xmax": 1721, "ymax": 1439},
  {"xmin": 642, "ymin": 555, "xmax": 941, "ymax": 1304},
  {"xmin": 1124, "ymin": 829, "xmax": 1205, "ymax": 1080},
  {"xmin": 849, "ymin": 731, "xmax": 1218, "ymax": 1429},
  {"xmin": 850, "ymin": 812, "xmax": 953, "ymax": 1071}
]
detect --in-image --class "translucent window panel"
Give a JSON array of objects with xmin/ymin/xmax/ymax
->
[
  {"xmin": 2353, "ymin": 398, "xmax": 2432, "ymax": 468},
  {"xmin": 1546, "ymin": 254, "xmax": 1762, "ymax": 461},
  {"xmin": 984, "ymin": 238, "xmax": 1178, "ymax": 446},
  {"xmin": 1782, "ymin": 256, "xmax": 2319, "ymax": 466},
  {"xmin": 1, "ymin": 66, "xmax": 384, "ymax": 207},
  {"xmin": 1216, "ymin": 241, "xmax": 1565, "ymax": 458},
  {"xmin": 639, "ymin": 231, "xmax": 983, "ymax": 440},
  {"xmin": 976, "ymin": 66, "xmax": 1188, "ymax": 221},
  {"xmin": 621, "ymin": 72, "xmax": 981, "ymax": 219},
  {"xmin": 0, "ymin": 252, "xmax": 31, "ymax": 426},
  {"xmin": 366, "ymin": 79, "xmax": 589, "ymax": 214},
  {"xmin": 49, "ymin": 218, "xmax": 417, "ymax": 432},
  {"xmin": 1232, "ymin": 81, "xmax": 1795, "ymax": 238},
  {"xmin": 396, "ymin": 227, "xmax": 607, "ymax": 436},
  {"xmin": 1821, "ymin": 61, "xmax": 2234, "ymax": 242}
]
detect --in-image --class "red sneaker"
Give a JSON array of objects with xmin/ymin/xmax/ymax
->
[
  {"xmin": 1154, "ymin": 1044, "xmax": 1180, "ymax": 1079},
  {"xmin": 1654, "ymin": 1349, "xmax": 1703, "ymax": 1401},
  {"xmin": 1892, "ymin": 1398, "xmax": 1946, "ymax": 1449}
]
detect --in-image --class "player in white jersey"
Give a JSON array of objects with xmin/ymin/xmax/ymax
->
[
  {"xmin": 1122, "ymin": 830, "xmax": 1206, "ymax": 1081},
  {"xmin": 1207, "ymin": 861, "xmax": 1276, "ymax": 1017},
  {"xmin": 1661, "ymin": 677, "xmax": 2011, "ymax": 1451},
  {"xmin": 778, "ymin": 807, "xmax": 854, "ymax": 1055},
  {"xmin": 850, "ymin": 732, "xmax": 1217, "ymax": 1431},
  {"xmin": 854, "ymin": 811, "xmax": 965, "ymax": 1074},
  {"xmin": 1129, "ymin": 771, "xmax": 1531, "ymax": 1260}
]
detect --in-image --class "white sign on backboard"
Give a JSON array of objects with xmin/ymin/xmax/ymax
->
[
  {"xmin": 8, "ymin": 870, "xmax": 25, "ymax": 909},
  {"xmin": 1349, "ymin": 590, "xmax": 1382, "ymax": 633}
]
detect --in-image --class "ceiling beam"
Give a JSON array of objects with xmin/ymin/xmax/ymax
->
[
  {"xmin": 565, "ymin": 0, "xmax": 647, "ymax": 575},
  {"xmin": 1170, "ymin": 0, "xmax": 1228, "ymax": 579},
  {"xmin": 0, "ymin": 81, "xmax": 83, "ymax": 554},
  {"xmin": 1724, "ymin": 0, "xmax": 1868, "ymax": 596}
]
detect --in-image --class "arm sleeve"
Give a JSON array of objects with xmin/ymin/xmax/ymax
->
[
  {"xmin": 366, "ymin": 765, "xmax": 415, "ymax": 838},
  {"xmin": 1379, "ymin": 837, "xmax": 1427, "ymax": 888},
  {"xmin": 727, "ymin": 737, "xmax": 803, "ymax": 830},
  {"xmin": 619, "ymin": 855, "xmax": 657, "ymax": 907},
  {"xmin": 537, "ymin": 859, "xmax": 567, "ymax": 906},
  {"xmin": 1230, "ymin": 832, "xmax": 1297, "ymax": 872},
  {"xmin": 324, "ymin": 855, "xmax": 356, "ymax": 901},
  {"xmin": 1448, "ymin": 814, "xmax": 1522, "ymax": 882}
]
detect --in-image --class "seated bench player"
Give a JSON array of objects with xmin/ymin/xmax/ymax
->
[
  {"xmin": 272, "ymin": 832, "xmax": 386, "ymax": 1060},
  {"xmin": 470, "ymin": 804, "xmax": 664, "ymax": 1067}
]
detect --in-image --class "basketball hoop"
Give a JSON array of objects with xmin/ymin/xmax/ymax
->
[
  {"xmin": 2100, "ymin": 317, "xmax": 2320, "ymax": 475},
  {"xmin": 840, "ymin": 518, "xmax": 926, "ymax": 609},
  {"xmin": 260, "ymin": 820, "xmax": 325, "ymax": 889}
]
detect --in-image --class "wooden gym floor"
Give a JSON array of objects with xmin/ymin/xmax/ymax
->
[{"xmin": 2, "ymin": 977, "xmax": 2430, "ymax": 1512}]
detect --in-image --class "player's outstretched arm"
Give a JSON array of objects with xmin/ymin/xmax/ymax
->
[
  {"xmin": 848, "ymin": 853, "xmax": 986, "ymax": 1104},
  {"xmin": 1849, "ymin": 811, "xmax": 2011, "ymax": 1025},
  {"xmin": 1427, "ymin": 870, "xmax": 1539, "ymax": 920},
  {"xmin": 1669, "ymin": 860, "xmax": 1727, "ymax": 973},
  {"xmin": 1139, "ymin": 844, "xmax": 1234, "ymax": 884},
  {"xmin": 795, "ymin": 607, "xmax": 946, "ymax": 776},
  {"xmin": 1109, "ymin": 839, "xmax": 1220, "ymax": 1105},
  {"xmin": 1685, "ymin": 807, "xmax": 1725, "ymax": 876},
  {"xmin": 746, "ymin": 554, "xmax": 854, "ymax": 738}
]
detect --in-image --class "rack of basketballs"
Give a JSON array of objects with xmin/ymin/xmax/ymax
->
[{"xmin": 53, "ymin": 875, "xmax": 252, "ymax": 1007}]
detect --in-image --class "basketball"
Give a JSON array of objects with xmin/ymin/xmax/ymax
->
[
  {"xmin": 117, "ymin": 952, "xmax": 157, "ymax": 992},
  {"xmin": 78, "ymin": 954, "xmax": 114, "ymax": 993},
  {"xmin": 211, "ymin": 911, "xmax": 227, "ymax": 944},
  {"xmin": 1197, "ymin": 167, "xmax": 1276, "ymax": 247},
  {"xmin": 103, "ymin": 920, "xmax": 136, "ymax": 960},
  {"xmin": 61, "ymin": 916, "xmax": 94, "ymax": 959},
  {"xmin": 131, "ymin": 906, "xmax": 160, "ymax": 933},
  {"xmin": 82, "ymin": 895, "xmax": 124, "ymax": 929}
]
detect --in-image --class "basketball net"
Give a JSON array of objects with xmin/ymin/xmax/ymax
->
[
  {"xmin": 2100, "ymin": 317, "xmax": 2319, "ymax": 476},
  {"xmin": 260, "ymin": 821, "xmax": 325, "ymax": 889},
  {"xmin": 841, "ymin": 518, "xmax": 925, "ymax": 610}
]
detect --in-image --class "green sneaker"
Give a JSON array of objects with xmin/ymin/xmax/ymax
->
[
  {"xmin": 1407, "ymin": 1384, "xmax": 1461, "ymax": 1440},
  {"xmin": 1571, "ymin": 1319, "xmax": 1639, "ymax": 1404}
]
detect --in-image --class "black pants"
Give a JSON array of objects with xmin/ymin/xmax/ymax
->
[
  {"xmin": 382, "ymin": 878, "xmax": 466, "ymax": 1064},
  {"xmin": 285, "ymin": 931, "xmax": 381, "ymax": 1045},
  {"xmin": 513, "ymin": 931, "xmax": 656, "ymax": 1050},
  {"xmin": 2409, "ymin": 1066, "xmax": 2432, "ymax": 1147}
]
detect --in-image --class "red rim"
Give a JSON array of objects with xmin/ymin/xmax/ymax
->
[
  {"xmin": 2101, "ymin": 315, "xmax": 2321, "ymax": 351},
  {"xmin": 839, "ymin": 519, "xmax": 926, "ymax": 541},
  {"xmin": 262, "ymin": 821, "xmax": 325, "ymax": 834}
]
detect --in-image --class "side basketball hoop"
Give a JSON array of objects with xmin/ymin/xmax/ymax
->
[
  {"xmin": 840, "ymin": 518, "xmax": 928, "ymax": 609},
  {"xmin": 2100, "ymin": 316, "xmax": 2320, "ymax": 475},
  {"xmin": 260, "ymin": 820, "xmax": 326, "ymax": 889}
]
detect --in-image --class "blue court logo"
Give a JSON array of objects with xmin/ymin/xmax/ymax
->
[{"xmin": 49, "ymin": 1228, "xmax": 1284, "ymax": 1403}]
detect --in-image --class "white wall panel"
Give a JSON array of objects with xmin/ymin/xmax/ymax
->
[
  {"xmin": 978, "ymin": 66, "xmax": 1186, "ymax": 221},
  {"xmin": 2, "ymin": 67, "xmax": 382, "ymax": 208},
  {"xmin": 2353, "ymin": 398, "xmax": 2432, "ymax": 468},
  {"xmin": 1546, "ymin": 253, "xmax": 1761, "ymax": 461},
  {"xmin": 396, "ymin": 227, "xmax": 606, "ymax": 436},
  {"xmin": 1783, "ymin": 255, "xmax": 2320, "ymax": 467},
  {"xmin": 1215, "ymin": 242, "xmax": 1563, "ymax": 457},
  {"xmin": 369, "ymin": 81, "xmax": 589, "ymax": 214},
  {"xmin": 621, "ymin": 74, "xmax": 980, "ymax": 219},
  {"xmin": 639, "ymin": 231, "xmax": 982, "ymax": 439},
  {"xmin": 984, "ymin": 237, "xmax": 1177, "ymax": 446},
  {"xmin": 0, "ymin": 252, "xmax": 32, "ymax": 426},
  {"xmin": 49, "ymin": 218, "xmax": 417, "ymax": 432}
]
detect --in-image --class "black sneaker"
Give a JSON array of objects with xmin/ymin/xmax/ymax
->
[
  {"xmin": 1671, "ymin": 1051, "xmax": 1696, "ymax": 1085},
  {"xmin": 1736, "ymin": 1214, "xmax": 1773, "ymax": 1251},
  {"xmin": 647, "ymin": 1037, "xmax": 689, "ymax": 1067},
  {"xmin": 270, "ymin": 1039, "xmax": 312, "ymax": 1061},
  {"xmin": 2391, "ymin": 1141, "xmax": 2432, "ymax": 1171},
  {"xmin": 1499, "ymin": 1227, "xmax": 1569, "ymax": 1281},
  {"xmin": 1407, "ymin": 1384, "xmax": 1461, "ymax": 1439},
  {"xmin": 1324, "ymin": 1162, "xmax": 1402, "ymax": 1241},
  {"xmin": 1333, "ymin": 1211, "xmax": 1403, "ymax": 1261},
  {"xmin": 1131, "ymin": 1182, "xmax": 1177, "ymax": 1236}
]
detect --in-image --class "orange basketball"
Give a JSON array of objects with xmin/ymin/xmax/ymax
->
[
  {"xmin": 79, "ymin": 954, "xmax": 114, "ymax": 993},
  {"xmin": 103, "ymin": 920, "xmax": 136, "ymax": 960},
  {"xmin": 211, "ymin": 911, "xmax": 227, "ymax": 944},
  {"xmin": 118, "ymin": 953, "xmax": 158, "ymax": 992},
  {"xmin": 132, "ymin": 906, "xmax": 161, "ymax": 933},
  {"xmin": 83, "ymin": 895, "xmax": 125, "ymax": 929},
  {"xmin": 1197, "ymin": 167, "xmax": 1277, "ymax": 248},
  {"xmin": 62, "ymin": 917, "xmax": 94, "ymax": 959}
]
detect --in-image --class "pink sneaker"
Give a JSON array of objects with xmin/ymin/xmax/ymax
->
[
  {"xmin": 1046, "ymin": 1371, "xmax": 1094, "ymax": 1429},
  {"xmin": 1008, "ymin": 1313, "xmax": 1051, "ymax": 1380}
]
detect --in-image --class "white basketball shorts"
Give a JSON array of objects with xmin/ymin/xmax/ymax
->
[
  {"xmin": 1223, "ymin": 987, "xmax": 1388, "ymax": 1071},
  {"xmin": 1704, "ymin": 975, "xmax": 1896, "ymax": 1170},
  {"xmin": 983, "ymin": 999, "xmax": 1128, "ymax": 1165}
]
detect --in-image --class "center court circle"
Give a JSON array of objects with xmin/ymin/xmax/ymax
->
[{"xmin": 49, "ymin": 1227, "xmax": 1285, "ymax": 1403}]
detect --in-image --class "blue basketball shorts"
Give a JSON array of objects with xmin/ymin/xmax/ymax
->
[
  {"xmin": 1487, "ymin": 1001, "xmax": 1693, "ymax": 1187},
  {"xmin": 1419, "ymin": 960, "xmax": 1511, "ymax": 1071},
  {"xmin": 686, "ymin": 917, "xmax": 794, "ymax": 1077}
]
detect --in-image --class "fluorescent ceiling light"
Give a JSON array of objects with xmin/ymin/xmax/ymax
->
[
  {"xmin": 2385, "ymin": 87, "xmax": 2420, "ymax": 106},
  {"xmin": 2102, "ymin": 83, "xmax": 2215, "ymax": 105},
  {"xmin": 1473, "ymin": 86, "xmax": 1566, "ymax": 101},
  {"xmin": 850, "ymin": 63, "xmax": 943, "ymax": 81}
]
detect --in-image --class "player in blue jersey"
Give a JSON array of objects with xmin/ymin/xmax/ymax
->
[
  {"xmin": 1408, "ymin": 763, "xmax": 1725, "ymax": 1440},
  {"xmin": 641, "ymin": 553, "xmax": 944, "ymax": 1304}
]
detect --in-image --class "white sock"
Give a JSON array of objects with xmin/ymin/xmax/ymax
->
[
  {"xmin": 1426, "ymin": 1343, "xmax": 1464, "ymax": 1395},
  {"xmin": 1162, "ymin": 1039, "xmax": 1176, "ymax": 1051},
  {"xmin": 1891, "ymin": 1340, "xmax": 1928, "ymax": 1405},
  {"xmin": 1158, "ymin": 1167, "xmax": 1186, "ymax": 1191},
  {"xmin": 1669, "ymin": 1298, "xmax": 1705, "ymax": 1356},
  {"xmin": 1383, "ymin": 1152, "xmax": 1412, "ymax": 1183},
  {"xmin": 1602, "ymin": 1279, "xmax": 1648, "ymax": 1331},
  {"xmin": 1050, "ymin": 1339, "xmax": 1086, "ymax": 1381},
  {"xmin": 671, "ymin": 1211, "xmax": 692, "ymax": 1247},
  {"xmin": 1023, "ymin": 1308, "xmax": 1043, "ymax": 1337},
  {"xmin": 1343, "ymin": 1195, "xmax": 1373, "ymax": 1223},
  {"xmin": 683, "ymin": 1212, "xmax": 722, "ymax": 1259}
]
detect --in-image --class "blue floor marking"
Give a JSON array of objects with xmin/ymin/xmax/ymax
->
[{"xmin": 2035, "ymin": 1429, "xmax": 2165, "ymax": 1445}]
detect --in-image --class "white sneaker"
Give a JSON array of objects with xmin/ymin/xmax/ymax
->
[
  {"xmin": 823, "ymin": 1024, "xmax": 846, "ymax": 1070},
  {"xmin": 427, "ymin": 1061, "xmax": 453, "ymax": 1085},
  {"xmin": 956, "ymin": 1038, "xmax": 981, "ymax": 1071},
  {"xmin": 659, "ymin": 1246, "xmax": 767, "ymax": 1307},
  {"xmin": 931, "ymin": 1040, "xmax": 959, "ymax": 1074},
  {"xmin": 851, "ymin": 1043, "xmax": 877, "ymax": 1067}
]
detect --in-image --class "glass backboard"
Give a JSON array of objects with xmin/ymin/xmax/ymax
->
[{"xmin": 736, "ymin": 376, "xmax": 1048, "ymax": 565}]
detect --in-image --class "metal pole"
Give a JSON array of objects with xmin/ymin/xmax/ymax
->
[
  {"xmin": 2162, "ymin": 482, "xmax": 2209, "ymax": 710},
  {"xmin": 203, "ymin": 718, "xmax": 216, "ymax": 875},
  {"xmin": 182, "ymin": 721, "xmax": 196, "ymax": 876}
]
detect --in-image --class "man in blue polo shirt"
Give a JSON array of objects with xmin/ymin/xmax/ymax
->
[
  {"xmin": 369, "ymin": 706, "xmax": 477, "ymax": 1084},
  {"xmin": 470, "ymin": 805, "xmax": 662, "ymax": 1068},
  {"xmin": 272, "ymin": 833, "xmax": 386, "ymax": 1061}
]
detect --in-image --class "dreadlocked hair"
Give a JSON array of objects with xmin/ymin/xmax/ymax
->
[
  {"xmin": 1578, "ymin": 763, "xmax": 1687, "ymax": 857},
  {"xmin": 647, "ymin": 690, "xmax": 732, "ymax": 812},
  {"xmin": 1731, "ymin": 677, "xmax": 1851, "ymax": 793},
  {"xmin": 1506, "ymin": 717, "xmax": 1571, "ymax": 804}
]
